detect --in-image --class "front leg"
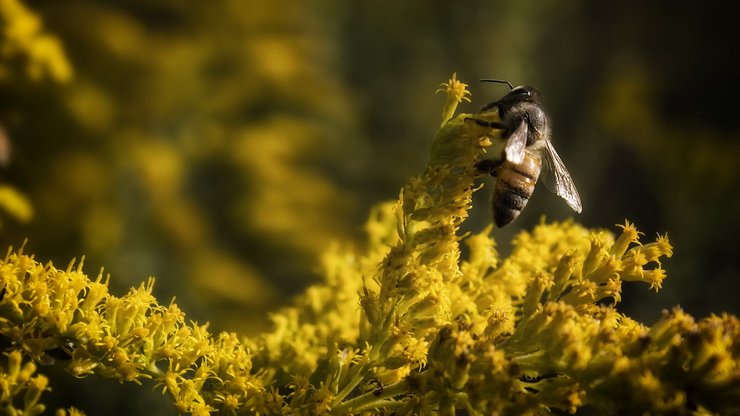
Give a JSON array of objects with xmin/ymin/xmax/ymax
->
[
  {"xmin": 464, "ymin": 116, "xmax": 507, "ymax": 130},
  {"xmin": 475, "ymin": 158, "xmax": 503, "ymax": 177}
]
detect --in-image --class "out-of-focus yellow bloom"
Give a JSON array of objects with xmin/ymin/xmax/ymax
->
[
  {"xmin": 0, "ymin": 184, "xmax": 33, "ymax": 223},
  {"xmin": 0, "ymin": 0, "xmax": 72, "ymax": 83}
]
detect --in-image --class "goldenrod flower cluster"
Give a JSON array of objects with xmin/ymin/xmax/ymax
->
[
  {"xmin": 0, "ymin": 250, "xmax": 271, "ymax": 415},
  {"xmin": 1, "ymin": 75, "xmax": 738, "ymax": 415},
  {"xmin": 0, "ymin": 350, "xmax": 83, "ymax": 415}
]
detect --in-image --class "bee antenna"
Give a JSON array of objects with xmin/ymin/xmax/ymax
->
[{"xmin": 480, "ymin": 79, "xmax": 514, "ymax": 89}]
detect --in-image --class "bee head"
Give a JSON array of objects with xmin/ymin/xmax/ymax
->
[
  {"xmin": 479, "ymin": 79, "xmax": 542, "ymax": 111},
  {"xmin": 506, "ymin": 85, "xmax": 542, "ymax": 104}
]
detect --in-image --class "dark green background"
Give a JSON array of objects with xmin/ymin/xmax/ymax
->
[{"xmin": 2, "ymin": 1, "xmax": 738, "ymax": 414}]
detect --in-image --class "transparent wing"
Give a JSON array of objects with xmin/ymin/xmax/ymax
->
[
  {"xmin": 540, "ymin": 139, "xmax": 582, "ymax": 213},
  {"xmin": 504, "ymin": 118, "xmax": 527, "ymax": 164}
]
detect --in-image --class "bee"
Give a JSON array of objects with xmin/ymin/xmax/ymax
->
[{"xmin": 467, "ymin": 79, "xmax": 582, "ymax": 227}]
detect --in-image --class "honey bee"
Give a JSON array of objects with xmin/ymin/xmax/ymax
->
[{"xmin": 468, "ymin": 79, "xmax": 582, "ymax": 227}]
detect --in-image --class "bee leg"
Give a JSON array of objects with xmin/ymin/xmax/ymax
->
[
  {"xmin": 475, "ymin": 159, "xmax": 503, "ymax": 176},
  {"xmin": 464, "ymin": 117, "xmax": 507, "ymax": 130}
]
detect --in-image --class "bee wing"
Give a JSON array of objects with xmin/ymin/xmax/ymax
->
[
  {"xmin": 540, "ymin": 139, "xmax": 582, "ymax": 213},
  {"xmin": 504, "ymin": 118, "xmax": 527, "ymax": 164}
]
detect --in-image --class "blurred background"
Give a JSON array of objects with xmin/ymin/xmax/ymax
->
[{"xmin": 1, "ymin": 0, "xmax": 739, "ymax": 413}]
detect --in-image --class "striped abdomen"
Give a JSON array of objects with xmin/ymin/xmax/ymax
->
[{"xmin": 492, "ymin": 153, "xmax": 542, "ymax": 227}]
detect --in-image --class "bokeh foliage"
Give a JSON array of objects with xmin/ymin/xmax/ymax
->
[{"xmin": 1, "ymin": 0, "xmax": 739, "ymax": 414}]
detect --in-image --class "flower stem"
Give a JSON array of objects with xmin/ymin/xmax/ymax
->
[{"xmin": 332, "ymin": 378, "xmax": 412, "ymax": 415}]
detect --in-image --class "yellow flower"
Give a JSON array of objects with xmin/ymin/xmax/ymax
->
[
  {"xmin": 1, "ymin": 74, "xmax": 737, "ymax": 415},
  {"xmin": 436, "ymin": 72, "xmax": 471, "ymax": 127}
]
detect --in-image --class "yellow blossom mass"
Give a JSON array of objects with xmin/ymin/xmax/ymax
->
[{"xmin": 0, "ymin": 74, "xmax": 738, "ymax": 415}]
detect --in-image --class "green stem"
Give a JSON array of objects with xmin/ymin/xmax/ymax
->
[
  {"xmin": 508, "ymin": 349, "xmax": 545, "ymax": 366},
  {"xmin": 333, "ymin": 362, "xmax": 369, "ymax": 404},
  {"xmin": 334, "ymin": 301, "xmax": 400, "ymax": 404},
  {"xmin": 332, "ymin": 378, "xmax": 412, "ymax": 415}
]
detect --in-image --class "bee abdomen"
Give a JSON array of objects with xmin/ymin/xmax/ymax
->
[{"xmin": 493, "ymin": 158, "xmax": 541, "ymax": 227}]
